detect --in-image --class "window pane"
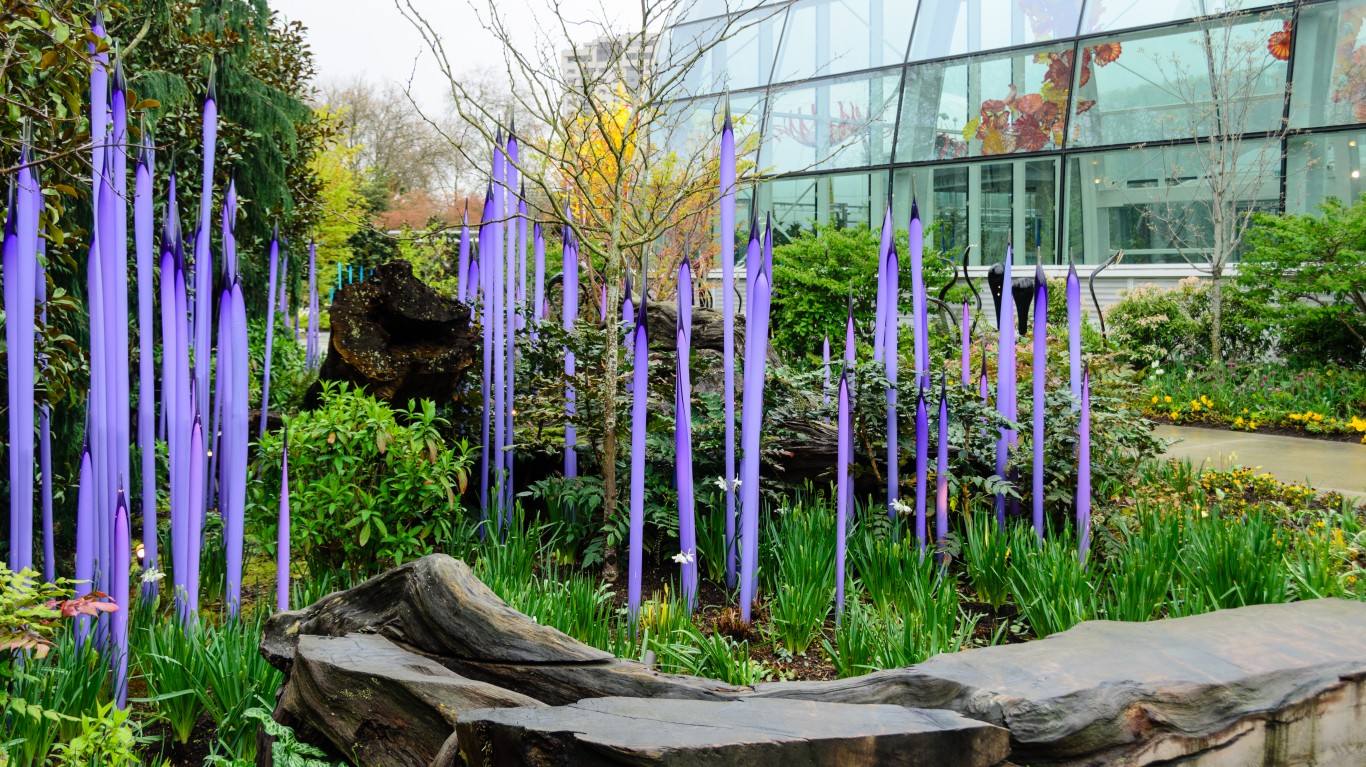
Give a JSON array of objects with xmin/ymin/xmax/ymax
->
[
  {"xmin": 910, "ymin": 0, "xmax": 1083, "ymax": 60},
  {"xmin": 1069, "ymin": 14, "xmax": 1290, "ymax": 147},
  {"xmin": 766, "ymin": 69, "xmax": 901, "ymax": 172},
  {"xmin": 828, "ymin": 171, "xmax": 881, "ymax": 229},
  {"xmin": 1285, "ymin": 132, "xmax": 1366, "ymax": 213},
  {"xmin": 771, "ymin": 176, "xmax": 820, "ymax": 236},
  {"xmin": 670, "ymin": 9, "xmax": 786, "ymax": 96},
  {"xmin": 897, "ymin": 43, "xmax": 1074, "ymax": 162},
  {"xmin": 773, "ymin": 0, "xmax": 917, "ymax": 84},
  {"xmin": 1064, "ymin": 142, "xmax": 1281, "ymax": 265},
  {"xmin": 663, "ymin": 93, "xmax": 767, "ymax": 160},
  {"xmin": 1290, "ymin": 1, "xmax": 1366, "ymax": 129},
  {"xmin": 1079, "ymin": 0, "xmax": 1282, "ymax": 35}
]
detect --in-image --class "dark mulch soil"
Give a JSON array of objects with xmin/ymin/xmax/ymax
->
[
  {"xmin": 1148, "ymin": 416, "xmax": 1365, "ymax": 444},
  {"xmin": 136, "ymin": 711, "xmax": 218, "ymax": 767}
]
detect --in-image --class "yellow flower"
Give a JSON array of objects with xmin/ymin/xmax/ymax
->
[
  {"xmin": 1151, "ymin": 395, "xmax": 1159, "ymax": 404},
  {"xmin": 1234, "ymin": 417, "xmax": 1245, "ymax": 427},
  {"xmin": 1164, "ymin": 396, "xmax": 1173, "ymax": 404}
]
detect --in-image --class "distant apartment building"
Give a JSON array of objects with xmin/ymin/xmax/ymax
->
[{"xmin": 561, "ymin": 33, "xmax": 659, "ymax": 97}]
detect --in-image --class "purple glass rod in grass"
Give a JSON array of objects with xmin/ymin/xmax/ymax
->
[
  {"xmin": 306, "ymin": 243, "xmax": 319, "ymax": 369},
  {"xmin": 961, "ymin": 300, "xmax": 972, "ymax": 387},
  {"xmin": 822, "ymin": 334, "xmax": 831, "ymax": 409},
  {"xmin": 1032, "ymin": 264, "xmax": 1048, "ymax": 540},
  {"xmin": 914, "ymin": 386, "xmax": 928, "ymax": 550},
  {"xmin": 18, "ymin": 145, "xmax": 43, "ymax": 574},
  {"xmin": 75, "ymin": 445, "xmax": 94, "ymax": 648},
  {"xmin": 186, "ymin": 415, "xmax": 205, "ymax": 620},
  {"xmin": 994, "ymin": 245, "xmax": 1016, "ymax": 527},
  {"xmin": 4, "ymin": 174, "xmax": 27, "ymax": 571},
  {"xmin": 260, "ymin": 227, "xmax": 281, "ymax": 437},
  {"xmin": 95, "ymin": 153, "xmax": 120, "ymax": 605},
  {"xmin": 843, "ymin": 289, "xmax": 856, "ymax": 523},
  {"xmin": 111, "ymin": 64, "xmax": 132, "ymax": 530},
  {"xmin": 910, "ymin": 199, "xmax": 928, "ymax": 384},
  {"xmin": 503, "ymin": 143, "xmax": 518, "ymax": 515},
  {"xmin": 739, "ymin": 224, "xmax": 774, "ymax": 622},
  {"xmin": 835, "ymin": 371, "xmax": 851, "ymax": 622},
  {"xmin": 884, "ymin": 240, "xmax": 899, "ymax": 521},
  {"xmin": 112, "ymin": 489, "xmax": 129, "ymax": 708},
  {"xmin": 490, "ymin": 136, "xmax": 506, "ymax": 524},
  {"xmin": 224, "ymin": 280, "xmax": 249, "ymax": 617},
  {"xmin": 676, "ymin": 258, "xmax": 698, "ymax": 610},
  {"xmin": 457, "ymin": 204, "xmax": 470, "ymax": 303},
  {"xmin": 194, "ymin": 72, "xmax": 218, "ymax": 424},
  {"xmin": 719, "ymin": 103, "xmax": 738, "ymax": 589},
  {"xmin": 874, "ymin": 205, "xmax": 892, "ymax": 364},
  {"xmin": 627, "ymin": 292, "xmax": 650, "ymax": 622},
  {"xmin": 563, "ymin": 229, "xmax": 579, "ymax": 480},
  {"xmin": 517, "ymin": 185, "xmax": 528, "ymax": 320},
  {"xmin": 38, "ymin": 251, "xmax": 54, "ymax": 583},
  {"xmin": 1067, "ymin": 260, "xmax": 1082, "ymax": 406},
  {"xmin": 1078, "ymin": 367, "xmax": 1092, "ymax": 564},
  {"xmin": 277, "ymin": 432, "xmax": 290, "ymax": 611},
  {"xmin": 533, "ymin": 223, "xmax": 546, "ymax": 328},
  {"xmin": 479, "ymin": 210, "xmax": 494, "ymax": 526},
  {"xmin": 936, "ymin": 376, "xmax": 950, "ymax": 562},
  {"xmin": 159, "ymin": 212, "xmax": 183, "ymax": 604},
  {"xmin": 135, "ymin": 129, "xmax": 157, "ymax": 591}
]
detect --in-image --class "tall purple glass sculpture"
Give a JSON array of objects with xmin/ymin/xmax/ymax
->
[
  {"xmin": 278, "ymin": 434, "xmax": 290, "ymax": 611},
  {"xmin": 480, "ymin": 199, "xmax": 495, "ymax": 524},
  {"xmin": 112, "ymin": 490, "xmax": 129, "ymax": 708},
  {"xmin": 5, "ymin": 147, "xmax": 39, "ymax": 572},
  {"xmin": 135, "ymin": 129, "xmax": 157, "ymax": 591},
  {"xmin": 194, "ymin": 75, "xmax": 218, "ymax": 425},
  {"xmin": 38, "ymin": 250, "xmax": 53, "ymax": 583},
  {"xmin": 260, "ymin": 227, "xmax": 280, "ymax": 436},
  {"xmin": 627, "ymin": 293, "xmax": 649, "ymax": 621},
  {"xmin": 874, "ymin": 205, "xmax": 892, "ymax": 364},
  {"xmin": 490, "ymin": 134, "xmax": 506, "ymax": 524},
  {"xmin": 224, "ymin": 280, "xmax": 249, "ymax": 616},
  {"xmin": 843, "ymin": 290, "xmax": 856, "ymax": 523},
  {"xmin": 1078, "ymin": 368, "xmax": 1092, "ymax": 564},
  {"xmin": 936, "ymin": 377, "xmax": 950, "ymax": 560},
  {"xmin": 305, "ymin": 242, "xmax": 319, "ymax": 369},
  {"xmin": 961, "ymin": 301, "xmax": 972, "ymax": 387},
  {"xmin": 75, "ymin": 445, "xmax": 94, "ymax": 647},
  {"xmin": 185, "ymin": 416, "xmax": 204, "ymax": 620},
  {"xmin": 503, "ymin": 140, "xmax": 518, "ymax": 513},
  {"xmin": 822, "ymin": 334, "xmax": 831, "ymax": 408},
  {"xmin": 910, "ymin": 200, "xmax": 928, "ymax": 383},
  {"xmin": 1032, "ymin": 264, "xmax": 1048, "ymax": 539},
  {"xmin": 532, "ymin": 222, "xmax": 546, "ymax": 328},
  {"xmin": 719, "ymin": 103, "xmax": 738, "ymax": 589},
  {"xmin": 739, "ymin": 224, "xmax": 774, "ymax": 622},
  {"xmin": 885, "ymin": 240, "xmax": 899, "ymax": 520},
  {"xmin": 457, "ymin": 205, "xmax": 470, "ymax": 303},
  {"xmin": 1067, "ymin": 261, "xmax": 1082, "ymax": 406},
  {"xmin": 994, "ymin": 245, "xmax": 1016, "ymax": 526},
  {"xmin": 835, "ymin": 372, "xmax": 851, "ymax": 622},
  {"xmin": 563, "ymin": 229, "xmax": 579, "ymax": 479},
  {"xmin": 676, "ymin": 258, "xmax": 697, "ymax": 609},
  {"xmin": 110, "ymin": 62, "xmax": 132, "ymax": 547},
  {"xmin": 914, "ymin": 387, "xmax": 928, "ymax": 550}
]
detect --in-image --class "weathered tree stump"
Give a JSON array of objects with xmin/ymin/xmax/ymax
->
[{"xmin": 305, "ymin": 261, "xmax": 478, "ymax": 408}]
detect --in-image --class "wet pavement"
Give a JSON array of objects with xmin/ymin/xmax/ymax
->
[{"xmin": 1155, "ymin": 424, "xmax": 1366, "ymax": 499}]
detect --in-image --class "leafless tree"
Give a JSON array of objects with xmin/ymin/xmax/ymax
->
[
  {"xmin": 1079, "ymin": 4, "xmax": 1298, "ymax": 363},
  {"xmin": 395, "ymin": 0, "xmax": 777, "ymax": 574}
]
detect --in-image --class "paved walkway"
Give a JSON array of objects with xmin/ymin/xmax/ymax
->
[{"xmin": 1155, "ymin": 425, "xmax": 1366, "ymax": 499}]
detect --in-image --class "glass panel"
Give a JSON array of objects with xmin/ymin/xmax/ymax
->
[
  {"xmin": 827, "ymin": 171, "xmax": 881, "ymax": 229},
  {"xmin": 1063, "ymin": 141, "xmax": 1281, "ymax": 265},
  {"xmin": 662, "ymin": 93, "xmax": 767, "ymax": 160},
  {"xmin": 1069, "ymin": 13, "xmax": 1291, "ymax": 147},
  {"xmin": 932, "ymin": 166, "xmax": 971, "ymax": 254},
  {"xmin": 980, "ymin": 162, "xmax": 1014, "ymax": 261},
  {"xmin": 1285, "ymin": 131, "xmax": 1366, "ymax": 213},
  {"xmin": 771, "ymin": 176, "xmax": 820, "ymax": 238},
  {"xmin": 1024, "ymin": 158, "xmax": 1060, "ymax": 264},
  {"xmin": 897, "ymin": 42, "xmax": 1074, "ymax": 162},
  {"xmin": 1080, "ymin": 0, "xmax": 1282, "ymax": 35},
  {"xmin": 1289, "ymin": 1, "xmax": 1366, "ymax": 129},
  {"xmin": 671, "ymin": 8, "xmax": 786, "ymax": 96},
  {"xmin": 910, "ymin": 0, "xmax": 1083, "ymax": 60},
  {"xmin": 766, "ymin": 69, "xmax": 901, "ymax": 172},
  {"xmin": 773, "ymin": 0, "xmax": 917, "ymax": 84}
]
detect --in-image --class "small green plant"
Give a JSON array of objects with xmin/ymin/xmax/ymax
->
[
  {"xmin": 50, "ymin": 700, "xmax": 139, "ymax": 767},
  {"xmin": 962, "ymin": 512, "xmax": 1011, "ymax": 609},
  {"xmin": 198, "ymin": 616, "xmax": 285, "ymax": 760},
  {"xmin": 135, "ymin": 619, "xmax": 210, "ymax": 744},
  {"xmin": 1101, "ymin": 512, "xmax": 1179, "ymax": 622},
  {"xmin": 1178, "ymin": 511, "xmax": 1290, "ymax": 610},
  {"xmin": 204, "ymin": 708, "xmax": 340, "ymax": 767},
  {"xmin": 1006, "ymin": 525, "xmax": 1099, "ymax": 638},
  {"xmin": 765, "ymin": 499, "xmax": 835, "ymax": 654},
  {"xmin": 249, "ymin": 382, "xmax": 476, "ymax": 576}
]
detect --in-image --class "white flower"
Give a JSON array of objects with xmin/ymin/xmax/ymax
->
[
  {"xmin": 891, "ymin": 500, "xmax": 913, "ymax": 516},
  {"xmin": 713, "ymin": 476, "xmax": 741, "ymax": 491},
  {"xmin": 141, "ymin": 567, "xmax": 166, "ymax": 584},
  {"xmin": 1153, "ymin": 368, "xmax": 1165, "ymax": 375},
  {"xmin": 672, "ymin": 550, "xmax": 695, "ymax": 565}
]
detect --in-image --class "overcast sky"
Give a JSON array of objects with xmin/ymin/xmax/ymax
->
[{"xmin": 271, "ymin": 0, "xmax": 641, "ymax": 109}]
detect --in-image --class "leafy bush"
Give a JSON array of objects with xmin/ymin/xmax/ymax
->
[
  {"xmin": 1105, "ymin": 279, "xmax": 1268, "ymax": 368},
  {"xmin": 49, "ymin": 700, "xmax": 139, "ymax": 767},
  {"xmin": 249, "ymin": 382, "xmax": 477, "ymax": 576}
]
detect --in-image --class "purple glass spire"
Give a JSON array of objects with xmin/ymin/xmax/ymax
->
[
  {"xmin": 457, "ymin": 204, "xmax": 471, "ymax": 302},
  {"xmin": 914, "ymin": 387, "xmax": 928, "ymax": 550},
  {"xmin": 1078, "ymin": 368, "xmax": 1092, "ymax": 564},
  {"xmin": 75, "ymin": 445, "xmax": 94, "ymax": 648},
  {"xmin": 910, "ymin": 199, "xmax": 928, "ymax": 383},
  {"xmin": 533, "ymin": 222, "xmax": 546, "ymax": 328},
  {"xmin": 822, "ymin": 334, "xmax": 831, "ymax": 409},
  {"xmin": 961, "ymin": 301, "xmax": 972, "ymax": 387},
  {"xmin": 1067, "ymin": 261, "xmax": 1082, "ymax": 406},
  {"xmin": 676, "ymin": 258, "xmax": 697, "ymax": 609},
  {"xmin": 260, "ymin": 227, "xmax": 281, "ymax": 436},
  {"xmin": 739, "ymin": 222, "xmax": 774, "ymax": 622},
  {"xmin": 720, "ymin": 104, "xmax": 738, "ymax": 589},
  {"xmin": 306, "ymin": 242, "xmax": 319, "ymax": 369},
  {"xmin": 874, "ymin": 205, "xmax": 892, "ymax": 364},
  {"xmin": 627, "ymin": 291, "xmax": 649, "ymax": 621},
  {"xmin": 135, "ymin": 129, "xmax": 157, "ymax": 592},
  {"xmin": 1032, "ymin": 264, "xmax": 1048, "ymax": 540},
  {"xmin": 278, "ymin": 434, "xmax": 291, "ymax": 611},
  {"xmin": 885, "ymin": 239, "xmax": 899, "ymax": 520},
  {"xmin": 835, "ymin": 372, "xmax": 851, "ymax": 622},
  {"xmin": 194, "ymin": 72, "xmax": 218, "ymax": 427},
  {"xmin": 563, "ymin": 229, "xmax": 579, "ymax": 479},
  {"xmin": 112, "ymin": 489, "xmax": 130, "ymax": 708},
  {"xmin": 994, "ymin": 245, "xmax": 1016, "ymax": 527},
  {"xmin": 224, "ymin": 281, "xmax": 249, "ymax": 616},
  {"xmin": 936, "ymin": 377, "xmax": 950, "ymax": 560},
  {"xmin": 6, "ymin": 145, "xmax": 40, "ymax": 572}
]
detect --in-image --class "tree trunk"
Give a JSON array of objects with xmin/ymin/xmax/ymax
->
[
  {"xmin": 1210, "ymin": 264, "xmax": 1224, "ymax": 365},
  {"xmin": 600, "ymin": 235, "xmax": 623, "ymax": 584}
]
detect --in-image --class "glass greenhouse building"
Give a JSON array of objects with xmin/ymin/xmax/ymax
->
[{"xmin": 662, "ymin": 0, "xmax": 1366, "ymax": 295}]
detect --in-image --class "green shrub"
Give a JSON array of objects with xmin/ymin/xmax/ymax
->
[
  {"xmin": 249, "ymin": 382, "xmax": 477, "ymax": 576},
  {"xmin": 1105, "ymin": 279, "xmax": 1268, "ymax": 368},
  {"xmin": 50, "ymin": 701, "xmax": 139, "ymax": 767}
]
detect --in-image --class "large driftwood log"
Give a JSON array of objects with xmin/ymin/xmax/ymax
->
[
  {"xmin": 305, "ymin": 261, "xmax": 478, "ymax": 408},
  {"xmin": 262, "ymin": 556, "xmax": 1366, "ymax": 767}
]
